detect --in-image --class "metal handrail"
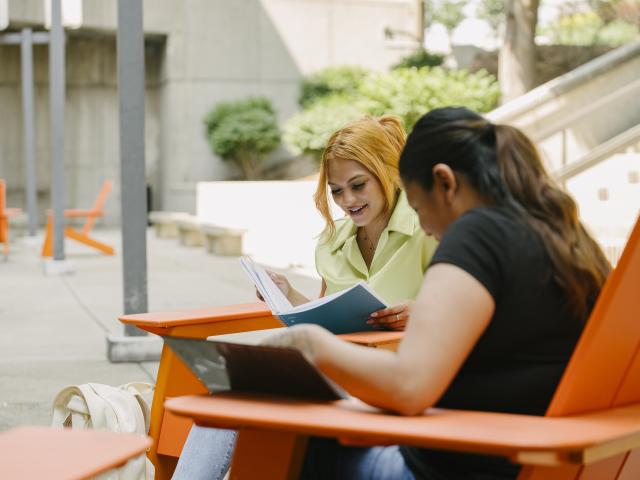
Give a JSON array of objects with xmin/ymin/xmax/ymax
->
[
  {"xmin": 487, "ymin": 39, "xmax": 640, "ymax": 124},
  {"xmin": 534, "ymin": 77, "xmax": 640, "ymax": 142},
  {"xmin": 554, "ymin": 123, "xmax": 640, "ymax": 182}
]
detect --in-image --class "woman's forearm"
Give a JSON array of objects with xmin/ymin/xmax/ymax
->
[{"xmin": 312, "ymin": 331, "xmax": 432, "ymax": 415}]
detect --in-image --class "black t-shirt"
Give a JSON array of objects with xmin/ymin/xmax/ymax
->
[{"xmin": 401, "ymin": 206, "xmax": 587, "ymax": 480}]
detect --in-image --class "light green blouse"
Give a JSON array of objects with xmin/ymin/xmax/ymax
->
[{"xmin": 315, "ymin": 191, "xmax": 438, "ymax": 305}]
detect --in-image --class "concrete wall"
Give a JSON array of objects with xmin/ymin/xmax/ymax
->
[
  {"xmin": 0, "ymin": 34, "xmax": 162, "ymax": 225},
  {"xmin": 2, "ymin": 0, "xmax": 418, "ymax": 222},
  {"xmin": 153, "ymin": 0, "xmax": 419, "ymax": 212}
]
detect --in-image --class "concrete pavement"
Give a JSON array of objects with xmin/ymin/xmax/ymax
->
[{"xmin": 0, "ymin": 228, "xmax": 320, "ymax": 431}]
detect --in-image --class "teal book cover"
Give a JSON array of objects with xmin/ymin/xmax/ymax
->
[{"xmin": 277, "ymin": 283, "xmax": 386, "ymax": 334}]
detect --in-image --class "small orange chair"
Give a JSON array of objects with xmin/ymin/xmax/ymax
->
[
  {"xmin": 0, "ymin": 179, "xmax": 22, "ymax": 259},
  {"xmin": 41, "ymin": 179, "xmax": 115, "ymax": 257},
  {"xmin": 119, "ymin": 304, "xmax": 403, "ymax": 480},
  {"xmin": 0, "ymin": 426, "xmax": 151, "ymax": 480},
  {"xmin": 165, "ymin": 214, "xmax": 640, "ymax": 480}
]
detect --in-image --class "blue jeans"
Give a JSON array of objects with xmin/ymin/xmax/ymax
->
[
  {"xmin": 171, "ymin": 425, "xmax": 237, "ymax": 480},
  {"xmin": 301, "ymin": 437, "xmax": 415, "ymax": 480},
  {"xmin": 172, "ymin": 426, "xmax": 414, "ymax": 480}
]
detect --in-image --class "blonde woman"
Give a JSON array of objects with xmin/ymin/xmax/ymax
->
[{"xmin": 172, "ymin": 115, "xmax": 438, "ymax": 479}]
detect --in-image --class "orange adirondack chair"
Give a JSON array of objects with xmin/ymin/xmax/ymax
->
[
  {"xmin": 119, "ymin": 304, "xmax": 403, "ymax": 480},
  {"xmin": 0, "ymin": 179, "xmax": 22, "ymax": 259},
  {"xmin": 0, "ymin": 426, "xmax": 151, "ymax": 480},
  {"xmin": 165, "ymin": 215, "xmax": 640, "ymax": 480},
  {"xmin": 41, "ymin": 180, "xmax": 115, "ymax": 257}
]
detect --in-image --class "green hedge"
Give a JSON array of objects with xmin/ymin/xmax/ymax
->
[{"xmin": 284, "ymin": 67, "xmax": 500, "ymax": 159}]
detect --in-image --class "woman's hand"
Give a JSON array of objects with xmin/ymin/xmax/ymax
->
[
  {"xmin": 255, "ymin": 270, "xmax": 292, "ymax": 301},
  {"xmin": 259, "ymin": 324, "xmax": 329, "ymax": 362},
  {"xmin": 367, "ymin": 301, "xmax": 412, "ymax": 331}
]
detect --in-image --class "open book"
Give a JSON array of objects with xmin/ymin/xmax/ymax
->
[{"xmin": 239, "ymin": 256, "xmax": 388, "ymax": 335}]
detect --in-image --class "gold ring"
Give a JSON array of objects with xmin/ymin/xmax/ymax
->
[{"xmin": 396, "ymin": 313, "xmax": 400, "ymax": 322}]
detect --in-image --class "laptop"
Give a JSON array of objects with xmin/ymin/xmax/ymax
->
[{"xmin": 163, "ymin": 334, "xmax": 347, "ymax": 401}]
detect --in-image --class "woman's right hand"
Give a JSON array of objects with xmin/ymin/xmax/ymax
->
[
  {"xmin": 267, "ymin": 270, "xmax": 292, "ymax": 297},
  {"xmin": 255, "ymin": 270, "xmax": 292, "ymax": 301}
]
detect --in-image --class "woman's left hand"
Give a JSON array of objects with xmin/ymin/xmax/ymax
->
[{"xmin": 367, "ymin": 301, "xmax": 412, "ymax": 331}]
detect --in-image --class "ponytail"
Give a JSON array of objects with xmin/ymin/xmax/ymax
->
[
  {"xmin": 494, "ymin": 124, "xmax": 610, "ymax": 319},
  {"xmin": 400, "ymin": 107, "xmax": 610, "ymax": 320}
]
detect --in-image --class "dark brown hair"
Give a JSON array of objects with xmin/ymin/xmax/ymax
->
[{"xmin": 399, "ymin": 107, "xmax": 610, "ymax": 319}]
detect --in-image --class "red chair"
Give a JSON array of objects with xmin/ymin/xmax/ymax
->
[
  {"xmin": 165, "ymin": 215, "xmax": 640, "ymax": 480},
  {"xmin": 41, "ymin": 180, "xmax": 114, "ymax": 257},
  {"xmin": 0, "ymin": 179, "xmax": 22, "ymax": 259}
]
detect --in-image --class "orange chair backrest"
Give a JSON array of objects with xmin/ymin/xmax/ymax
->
[
  {"xmin": 520, "ymin": 216, "xmax": 640, "ymax": 479},
  {"xmin": 0, "ymin": 179, "xmax": 6, "ymax": 216},
  {"xmin": 92, "ymin": 180, "xmax": 113, "ymax": 214}
]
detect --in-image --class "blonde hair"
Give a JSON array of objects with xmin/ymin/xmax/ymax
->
[{"xmin": 314, "ymin": 115, "xmax": 407, "ymax": 239}]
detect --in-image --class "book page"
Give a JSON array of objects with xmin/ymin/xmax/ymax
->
[{"xmin": 239, "ymin": 257, "xmax": 292, "ymax": 313}]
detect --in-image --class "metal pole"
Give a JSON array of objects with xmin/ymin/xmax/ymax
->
[
  {"xmin": 49, "ymin": 0, "xmax": 65, "ymax": 260},
  {"xmin": 20, "ymin": 28, "xmax": 38, "ymax": 237},
  {"xmin": 117, "ymin": 0, "xmax": 148, "ymax": 331},
  {"xmin": 108, "ymin": 0, "xmax": 161, "ymax": 362}
]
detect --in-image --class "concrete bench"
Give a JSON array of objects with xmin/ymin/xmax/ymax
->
[
  {"xmin": 175, "ymin": 214, "xmax": 205, "ymax": 247},
  {"xmin": 148, "ymin": 211, "xmax": 190, "ymax": 239},
  {"xmin": 201, "ymin": 223, "xmax": 246, "ymax": 256}
]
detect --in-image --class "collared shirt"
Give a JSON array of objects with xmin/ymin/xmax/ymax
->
[{"xmin": 315, "ymin": 191, "xmax": 438, "ymax": 304}]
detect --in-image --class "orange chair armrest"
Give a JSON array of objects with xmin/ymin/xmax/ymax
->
[
  {"xmin": 119, "ymin": 302, "xmax": 273, "ymax": 329},
  {"xmin": 119, "ymin": 304, "xmax": 403, "ymax": 346},
  {"xmin": 64, "ymin": 209, "xmax": 103, "ymax": 217},
  {"xmin": 45, "ymin": 209, "xmax": 102, "ymax": 217},
  {"xmin": 165, "ymin": 394, "xmax": 640, "ymax": 467},
  {"xmin": 0, "ymin": 427, "xmax": 151, "ymax": 479}
]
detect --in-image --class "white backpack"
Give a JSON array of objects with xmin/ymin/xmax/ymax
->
[{"xmin": 51, "ymin": 382, "xmax": 154, "ymax": 480}]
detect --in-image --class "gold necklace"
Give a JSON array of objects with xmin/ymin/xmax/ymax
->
[{"xmin": 360, "ymin": 227, "xmax": 376, "ymax": 253}]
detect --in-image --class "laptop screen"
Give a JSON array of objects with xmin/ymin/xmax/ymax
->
[{"xmin": 163, "ymin": 336, "xmax": 345, "ymax": 401}]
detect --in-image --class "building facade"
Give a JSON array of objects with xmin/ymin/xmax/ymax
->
[{"xmin": 0, "ymin": 0, "xmax": 420, "ymax": 224}]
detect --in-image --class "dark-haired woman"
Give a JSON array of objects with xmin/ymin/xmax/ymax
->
[{"xmin": 263, "ymin": 106, "xmax": 611, "ymax": 479}]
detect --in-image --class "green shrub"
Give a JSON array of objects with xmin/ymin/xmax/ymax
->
[
  {"xmin": 541, "ymin": 10, "xmax": 638, "ymax": 46},
  {"xmin": 298, "ymin": 66, "xmax": 370, "ymax": 108},
  {"xmin": 360, "ymin": 67, "xmax": 500, "ymax": 131},
  {"xmin": 283, "ymin": 95, "xmax": 368, "ymax": 158},
  {"xmin": 391, "ymin": 49, "xmax": 445, "ymax": 70},
  {"xmin": 284, "ymin": 67, "xmax": 500, "ymax": 158},
  {"xmin": 204, "ymin": 97, "xmax": 280, "ymax": 179}
]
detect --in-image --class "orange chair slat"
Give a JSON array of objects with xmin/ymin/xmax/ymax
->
[
  {"xmin": 0, "ymin": 179, "xmax": 21, "ymax": 256},
  {"xmin": 618, "ymin": 449, "xmax": 640, "ymax": 480},
  {"xmin": 518, "ymin": 464, "xmax": 580, "ymax": 480},
  {"xmin": 231, "ymin": 429, "xmax": 307, "ymax": 480},
  {"xmin": 547, "ymin": 217, "xmax": 640, "ymax": 417},
  {"xmin": 157, "ymin": 408, "xmax": 198, "ymax": 457}
]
